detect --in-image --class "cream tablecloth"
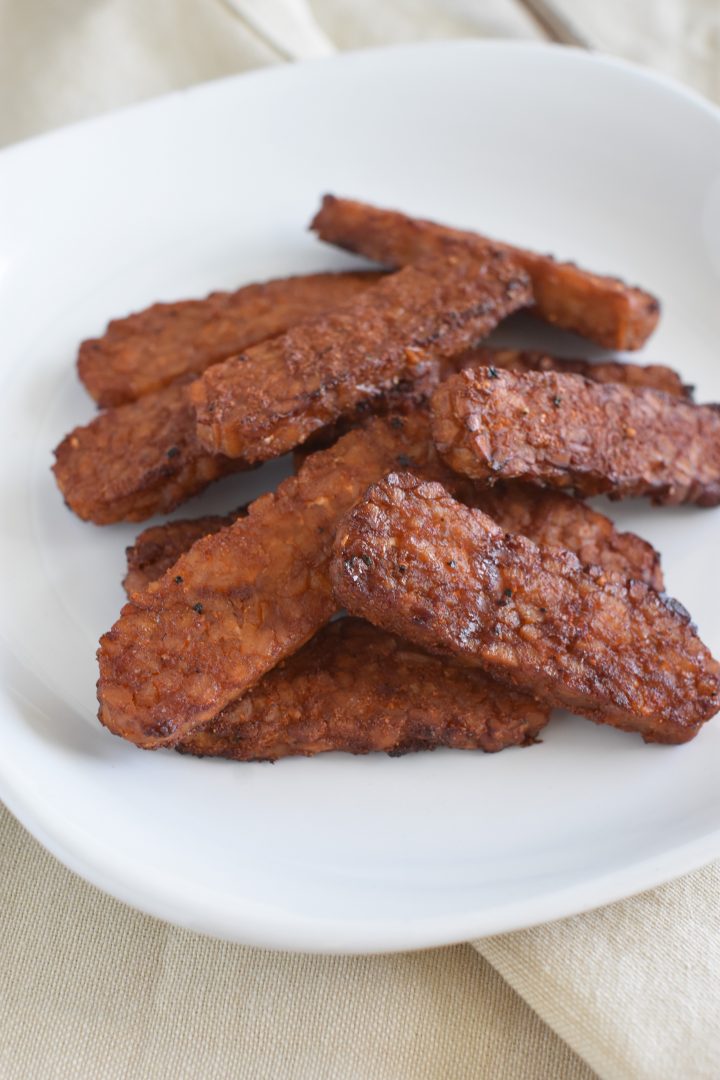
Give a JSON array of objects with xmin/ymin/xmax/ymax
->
[{"xmin": 2, "ymin": 2, "xmax": 719, "ymax": 1077}]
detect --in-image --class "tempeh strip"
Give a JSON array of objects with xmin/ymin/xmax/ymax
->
[
  {"xmin": 125, "ymin": 514, "xmax": 549, "ymax": 759},
  {"xmin": 311, "ymin": 195, "xmax": 660, "ymax": 350},
  {"xmin": 177, "ymin": 618, "xmax": 549, "ymax": 761},
  {"xmin": 123, "ymin": 474, "xmax": 663, "ymax": 602},
  {"xmin": 191, "ymin": 250, "xmax": 531, "ymax": 462},
  {"xmin": 79, "ymin": 271, "xmax": 382, "ymax": 407},
  {"xmin": 471, "ymin": 484, "xmax": 663, "ymax": 590},
  {"xmin": 97, "ymin": 414, "xmax": 449, "ymax": 749},
  {"xmin": 54, "ymin": 359, "xmax": 436, "ymax": 526},
  {"xmin": 55, "ymin": 269, "xmax": 470, "ymax": 525},
  {"xmin": 123, "ymin": 510, "xmax": 247, "ymax": 595},
  {"xmin": 53, "ymin": 379, "xmax": 249, "ymax": 525},
  {"xmin": 331, "ymin": 474, "xmax": 720, "ymax": 744},
  {"xmin": 462, "ymin": 347, "xmax": 691, "ymax": 399},
  {"xmin": 432, "ymin": 368, "xmax": 720, "ymax": 506}
]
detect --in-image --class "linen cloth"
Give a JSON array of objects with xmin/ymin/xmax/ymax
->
[{"xmin": 1, "ymin": 2, "xmax": 719, "ymax": 1078}]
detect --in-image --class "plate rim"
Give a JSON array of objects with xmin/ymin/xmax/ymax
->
[{"xmin": 2, "ymin": 37, "xmax": 720, "ymax": 953}]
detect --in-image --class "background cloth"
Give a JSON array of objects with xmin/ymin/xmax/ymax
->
[{"xmin": 1, "ymin": 2, "xmax": 719, "ymax": 1078}]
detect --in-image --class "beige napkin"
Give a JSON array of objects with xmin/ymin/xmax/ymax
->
[
  {"xmin": 2, "ymin": 2, "xmax": 719, "ymax": 1077},
  {"xmin": 0, "ymin": 805, "xmax": 593, "ymax": 1080}
]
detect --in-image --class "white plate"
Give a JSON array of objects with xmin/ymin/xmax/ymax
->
[{"xmin": 1, "ymin": 41, "xmax": 720, "ymax": 953}]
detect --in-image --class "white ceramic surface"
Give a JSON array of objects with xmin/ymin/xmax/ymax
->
[{"xmin": 1, "ymin": 41, "xmax": 719, "ymax": 953}]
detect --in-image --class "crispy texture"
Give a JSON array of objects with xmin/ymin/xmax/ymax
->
[
  {"xmin": 331, "ymin": 474, "xmax": 720, "ymax": 744},
  {"xmin": 97, "ymin": 414, "xmax": 451, "ymax": 748},
  {"xmin": 433, "ymin": 368, "xmax": 720, "ymax": 506},
  {"xmin": 124, "ymin": 472, "xmax": 663, "ymax": 604},
  {"xmin": 52, "ymin": 379, "xmax": 249, "ymax": 524},
  {"xmin": 191, "ymin": 250, "xmax": 531, "ymax": 461},
  {"xmin": 471, "ymin": 483, "xmax": 663, "ymax": 590},
  {"xmin": 124, "ymin": 510, "xmax": 245, "ymax": 595},
  {"xmin": 463, "ymin": 347, "xmax": 691, "ymax": 399},
  {"xmin": 126, "ymin": 515, "xmax": 548, "ymax": 760},
  {"xmin": 311, "ymin": 195, "xmax": 661, "ymax": 350},
  {"xmin": 79, "ymin": 271, "xmax": 382, "ymax": 408},
  {"xmin": 178, "ymin": 618, "xmax": 549, "ymax": 760},
  {"xmin": 55, "ymin": 350, "xmax": 436, "ymax": 527}
]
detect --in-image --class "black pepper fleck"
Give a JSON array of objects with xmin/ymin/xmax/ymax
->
[
  {"xmin": 174, "ymin": 575, "xmax": 183, "ymax": 584},
  {"xmin": 487, "ymin": 366, "xmax": 499, "ymax": 379},
  {"xmin": 360, "ymin": 554, "xmax": 372, "ymax": 567},
  {"xmin": 166, "ymin": 446, "xmax": 180, "ymax": 458},
  {"xmin": 193, "ymin": 602, "xmax": 204, "ymax": 614},
  {"xmin": 398, "ymin": 565, "xmax": 407, "ymax": 574},
  {"xmin": 396, "ymin": 454, "xmax": 412, "ymax": 467},
  {"xmin": 390, "ymin": 417, "xmax": 404, "ymax": 430},
  {"xmin": 552, "ymin": 396, "xmax": 562, "ymax": 408},
  {"xmin": 503, "ymin": 588, "xmax": 513, "ymax": 597}
]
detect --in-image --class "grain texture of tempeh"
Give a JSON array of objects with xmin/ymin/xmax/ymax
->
[
  {"xmin": 331, "ymin": 473, "xmax": 720, "ymax": 744},
  {"xmin": 123, "ymin": 510, "xmax": 246, "ymax": 595},
  {"xmin": 126, "ymin": 517, "xmax": 549, "ymax": 759},
  {"xmin": 471, "ymin": 483, "xmax": 663, "ymax": 590},
  {"xmin": 311, "ymin": 195, "xmax": 660, "ymax": 350},
  {"xmin": 79, "ymin": 271, "xmax": 382, "ymax": 407},
  {"xmin": 53, "ymin": 379, "xmax": 249, "ymax": 524},
  {"xmin": 432, "ymin": 368, "xmax": 720, "ymax": 506},
  {"xmin": 191, "ymin": 250, "xmax": 531, "ymax": 462},
  {"xmin": 97, "ymin": 414, "xmax": 450, "ymax": 749},
  {"xmin": 462, "ymin": 347, "xmax": 691, "ymax": 399},
  {"xmin": 123, "ymin": 475, "xmax": 664, "ymax": 602},
  {"xmin": 55, "ymin": 349, "xmax": 437, "ymax": 526},
  {"xmin": 177, "ymin": 618, "xmax": 550, "ymax": 761}
]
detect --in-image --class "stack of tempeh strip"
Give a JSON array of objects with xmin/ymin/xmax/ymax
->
[{"xmin": 52, "ymin": 196, "xmax": 720, "ymax": 758}]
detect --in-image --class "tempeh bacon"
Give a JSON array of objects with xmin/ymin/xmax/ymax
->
[
  {"xmin": 191, "ymin": 249, "xmax": 531, "ymax": 462},
  {"xmin": 432, "ymin": 367, "xmax": 720, "ymax": 506},
  {"xmin": 311, "ymin": 195, "xmax": 660, "ymax": 350},
  {"xmin": 331, "ymin": 473, "xmax": 720, "ymax": 744},
  {"xmin": 79, "ymin": 271, "xmax": 382, "ymax": 407}
]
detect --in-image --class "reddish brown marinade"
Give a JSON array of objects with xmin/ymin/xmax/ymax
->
[
  {"xmin": 191, "ymin": 249, "xmax": 531, "ymax": 461},
  {"xmin": 331, "ymin": 473, "xmax": 720, "ymax": 744},
  {"xmin": 79, "ymin": 271, "xmax": 383, "ymax": 407},
  {"xmin": 432, "ymin": 367, "xmax": 720, "ymax": 505},
  {"xmin": 311, "ymin": 195, "xmax": 660, "ymax": 349}
]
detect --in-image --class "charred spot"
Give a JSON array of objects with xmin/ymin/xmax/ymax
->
[{"xmin": 660, "ymin": 593, "xmax": 693, "ymax": 625}]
